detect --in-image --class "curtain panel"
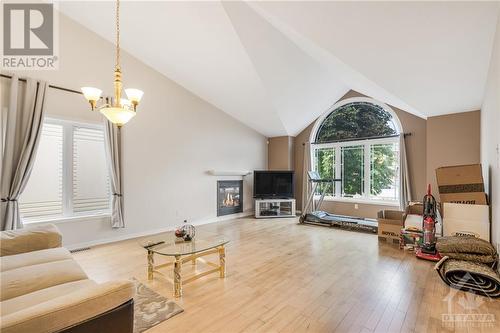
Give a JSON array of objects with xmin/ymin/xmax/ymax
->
[
  {"xmin": 301, "ymin": 142, "xmax": 312, "ymax": 213},
  {"xmin": 399, "ymin": 133, "xmax": 412, "ymax": 210},
  {"xmin": 0, "ymin": 76, "xmax": 48, "ymax": 230},
  {"xmin": 103, "ymin": 120, "xmax": 125, "ymax": 228}
]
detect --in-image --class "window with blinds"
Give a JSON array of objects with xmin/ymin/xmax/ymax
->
[
  {"xmin": 19, "ymin": 119, "xmax": 111, "ymax": 222},
  {"xmin": 73, "ymin": 127, "xmax": 111, "ymax": 214},
  {"xmin": 19, "ymin": 123, "xmax": 64, "ymax": 220}
]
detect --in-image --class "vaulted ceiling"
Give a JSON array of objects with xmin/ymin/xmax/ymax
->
[{"xmin": 59, "ymin": 1, "xmax": 499, "ymax": 137}]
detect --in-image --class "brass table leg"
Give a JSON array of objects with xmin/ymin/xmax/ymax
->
[
  {"xmin": 174, "ymin": 255, "xmax": 182, "ymax": 297},
  {"xmin": 147, "ymin": 250, "xmax": 154, "ymax": 280},
  {"xmin": 218, "ymin": 245, "xmax": 226, "ymax": 278}
]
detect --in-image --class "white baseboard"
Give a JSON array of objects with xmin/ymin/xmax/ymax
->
[{"xmin": 65, "ymin": 210, "xmax": 253, "ymax": 251}]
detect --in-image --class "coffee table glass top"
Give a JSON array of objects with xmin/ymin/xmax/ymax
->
[{"xmin": 139, "ymin": 232, "xmax": 228, "ymax": 256}]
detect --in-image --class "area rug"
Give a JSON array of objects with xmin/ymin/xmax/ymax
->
[{"xmin": 132, "ymin": 278, "xmax": 184, "ymax": 333}]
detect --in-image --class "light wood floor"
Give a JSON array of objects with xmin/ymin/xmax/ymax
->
[{"xmin": 73, "ymin": 217, "xmax": 500, "ymax": 333}]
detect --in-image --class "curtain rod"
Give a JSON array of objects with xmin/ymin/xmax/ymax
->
[
  {"xmin": 1, "ymin": 73, "xmax": 83, "ymax": 96},
  {"xmin": 303, "ymin": 132, "xmax": 412, "ymax": 146}
]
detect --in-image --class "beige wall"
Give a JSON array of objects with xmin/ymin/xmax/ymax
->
[
  {"xmin": 294, "ymin": 90, "xmax": 427, "ymax": 216},
  {"xmin": 268, "ymin": 136, "xmax": 294, "ymax": 170},
  {"xmin": 427, "ymin": 111, "xmax": 481, "ymax": 201},
  {"xmin": 481, "ymin": 11, "xmax": 500, "ymax": 248},
  {"xmin": 1, "ymin": 14, "xmax": 267, "ymax": 248}
]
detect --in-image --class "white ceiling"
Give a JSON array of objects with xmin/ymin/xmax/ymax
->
[{"xmin": 58, "ymin": 1, "xmax": 499, "ymax": 137}]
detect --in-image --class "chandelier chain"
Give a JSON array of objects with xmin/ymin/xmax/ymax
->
[{"xmin": 116, "ymin": 0, "xmax": 120, "ymax": 70}]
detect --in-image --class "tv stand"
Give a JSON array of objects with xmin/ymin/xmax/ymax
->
[{"xmin": 255, "ymin": 198, "xmax": 296, "ymax": 219}]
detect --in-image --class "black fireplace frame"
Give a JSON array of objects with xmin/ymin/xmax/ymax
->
[{"xmin": 217, "ymin": 180, "xmax": 243, "ymax": 216}]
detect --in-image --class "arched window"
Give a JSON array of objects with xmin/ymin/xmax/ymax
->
[{"xmin": 310, "ymin": 97, "xmax": 401, "ymax": 203}]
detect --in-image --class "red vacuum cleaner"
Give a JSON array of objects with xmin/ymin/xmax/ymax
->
[{"xmin": 415, "ymin": 185, "xmax": 442, "ymax": 261}]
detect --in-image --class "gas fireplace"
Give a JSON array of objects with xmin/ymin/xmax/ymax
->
[{"xmin": 217, "ymin": 180, "xmax": 243, "ymax": 216}]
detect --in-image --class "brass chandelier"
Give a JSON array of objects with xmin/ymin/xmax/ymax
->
[{"xmin": 81, "ymin": 0, "xmax": 143, "ymax": 127}]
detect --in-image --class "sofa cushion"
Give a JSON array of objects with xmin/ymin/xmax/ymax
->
[
  {"xmin": 0, "ymin": 259, "xmax": 88, "ymax": 301},
  {"xmin": 0, "ymin": 224, "xmax": 62, "ymax": 257},
  {"xmin": 0, "ymin": 247, "xmax": 73, "ymax": 272},
  {"xmin": 0, "ymin": 280, "xmax": 135, "ymax": 333},
  {"xmin": 0, "ymin": 279, "xmax": 97, "ymax": 316}
]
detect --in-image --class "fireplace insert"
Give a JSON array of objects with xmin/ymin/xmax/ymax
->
[{"xmin": 217, "ymin": 180, "xmax": 243, "ymax": 216}]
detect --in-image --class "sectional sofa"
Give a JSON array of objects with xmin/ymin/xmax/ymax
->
[{"xmin": 0, "ymin": 224, "xmax": 135, "ymax": 333}]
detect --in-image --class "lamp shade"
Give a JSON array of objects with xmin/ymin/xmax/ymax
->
[
  {"xmin": 125, "ymin": 88, "xmax": 144, "ymax": 103},
  {"xmin": 100, "ymin": 106, "xmax": 136, "ymax": 127},
  {"xmin": 81, "ymin": 87, "xmax": 102, "ymax": 101}
]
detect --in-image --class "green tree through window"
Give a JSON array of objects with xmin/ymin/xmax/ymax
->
[{"xmin": 313, "ymin": 101, "xmax": 399, "ymax": 199}]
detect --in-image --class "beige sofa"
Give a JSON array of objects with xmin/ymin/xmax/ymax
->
[{"xmin": 0, "ymin": 224, "xmax": 135, "ymax": 333}]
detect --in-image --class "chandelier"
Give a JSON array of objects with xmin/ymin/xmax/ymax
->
[{"xmin": 81, "ymin": 0, "xmax": 143, "ymax": 127}]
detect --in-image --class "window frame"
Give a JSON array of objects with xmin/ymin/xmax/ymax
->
[
  {"xmin": 22, "ymin": 117, "xmax": 111, "ymax": 224},
  {"xmin": 310, "ymin": 97, "xmax": 402, "ymax": 206},
  {"xmin": 312, "ymin": 136, "xmax": 400, "ymax": 205}
]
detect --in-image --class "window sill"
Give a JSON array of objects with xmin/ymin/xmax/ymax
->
[
  {"xmin": 23, "ymin": 213, "xmax": 111, "ymax": 225},
  {"xmin": 316, "ymin": 196, "xmax": 399, "ymax": 207}
]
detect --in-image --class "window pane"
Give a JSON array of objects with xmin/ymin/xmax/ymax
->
[
  {"xmin": 19, "ymin": 123, "xmax": 63, "ymax": 220},
  {"xmin": 370, "ymin": 143, "xmax": 399, "ymax": 201},
  {"xmin": 341, "ymin": 145, "xmax": 364, "ymax": 197},
  {"xmin": 72, "ymin": 127, "xmax": 110, "ymax": 214},
  {"xmin": 316, "ymin": 102, "xmax": 397, "ymax": 143},
  {"xmin": 314, "ymin": 148, "xmax": 335, "ymax": 196}
]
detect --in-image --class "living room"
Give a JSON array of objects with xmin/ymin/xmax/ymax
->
[{"xmin": 1, "ymin": 1, "xmax": 499, "ymax": 332}]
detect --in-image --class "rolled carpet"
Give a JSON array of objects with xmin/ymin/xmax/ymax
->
[
  {"xmin": 436, "ymin": 236, "xmax": 498, "ymax": 268},
  {"xmin": 435, "ymin": 256, "xmax": 500, "ymax": 298}
]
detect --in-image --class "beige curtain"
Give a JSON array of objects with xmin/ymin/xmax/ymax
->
[
  {"xmin": 104, "ymin": 120, "xmax": 124, "ymax": 228},
  {"xmin": 399, "ymin": 133, "xmax": 412, "ymax": 210},
  {"xmin": 301, "ymin": 142, "xmax": 312, "ymax": 213},
  {"xmin": 1, "ymin": 76, "xmax": 48, "ymax": 230}
]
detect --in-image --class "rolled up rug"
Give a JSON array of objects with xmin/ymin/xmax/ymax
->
[
  {"xmin": 435, "ymin": 256, "xmax": 500, "ymax": 298},
  {"xmin": 436, "ymin": 236, "xmax": 498, "ymax": 268}
]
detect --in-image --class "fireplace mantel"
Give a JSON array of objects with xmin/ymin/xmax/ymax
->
[{"xmin": 207, "ymin": 170, "xmax": 251, "ymax": 176}]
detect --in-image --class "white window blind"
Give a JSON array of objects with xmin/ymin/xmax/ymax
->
[
  {"xmin": 19, "ymin": 123, "xmax": 64, "ymax": 220},
  {"xmin": 19, "ymin": 119, "xmax": 110, "ymax": 222},
  {"xmin": 72, "ymin": 127, "xmax": 111, "ymax": 214}
]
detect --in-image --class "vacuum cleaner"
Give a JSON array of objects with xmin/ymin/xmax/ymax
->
[
  {"xmin": 415, "ymin": 184, "xmax": 442, "ymax": 261},
  {"xmin": 299, "ymin": 171, "xmax": 378, "ymax": 233}
]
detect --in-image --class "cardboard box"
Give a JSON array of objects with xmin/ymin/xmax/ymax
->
[
  {"xmin": 404, "ymin": 202, "xmax": 422, "ymax": 229},
  {"xmin": 405, "ymin": 202, "xmax": 423, "ymax": 216},
  {"xmin": 439, "ymin": 192, "xmax": 488, "ymax": 205},
  {"xmin": 442, "ymin": 203, "xmax": 490, "ymax": 241},
  {"xmin": 436, "ymin": 164, "xmax": 487, "ymax": 205},
  {"xmin": 377, "ymin": 210, "xmax": 404, "ymax": 241}
]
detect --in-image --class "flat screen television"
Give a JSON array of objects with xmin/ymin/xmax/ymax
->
[{"xmin": 253, "ymin": 170, "xmax": 294, "ymax": 199}]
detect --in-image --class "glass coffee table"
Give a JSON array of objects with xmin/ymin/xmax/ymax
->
[{"xmin": 139, "ymin": 233, "xmax": 229, "ymax": 298}]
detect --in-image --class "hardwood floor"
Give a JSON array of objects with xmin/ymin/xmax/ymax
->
[{"xmin": 73, "ymin": 217, "xmax": 500, "ymax": 333}]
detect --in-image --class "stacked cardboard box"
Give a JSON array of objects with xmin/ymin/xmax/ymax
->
[
  {"xmin": 442, "ymin": 203, "xmax": 490, "ymax": 240},
  {"xmin": 436, "ymin": 164, "xmax": 490, "ymax": 241},
  {"xmin": 435, "ymin": 164, "xmax": 487, "ymax": 205}
]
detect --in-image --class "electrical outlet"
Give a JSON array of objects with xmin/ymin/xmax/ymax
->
[{"xmin": 354, "ymin": 204, "xmax": 359, "ymax": 210}]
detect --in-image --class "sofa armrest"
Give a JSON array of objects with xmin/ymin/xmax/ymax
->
[
  {"xmin": 0, "ymin": 224, "xmax": 62, "ymax": 257},
  {"xmin": 0, "ymin": 280, "xmax": 135, "ymax": 333}
]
